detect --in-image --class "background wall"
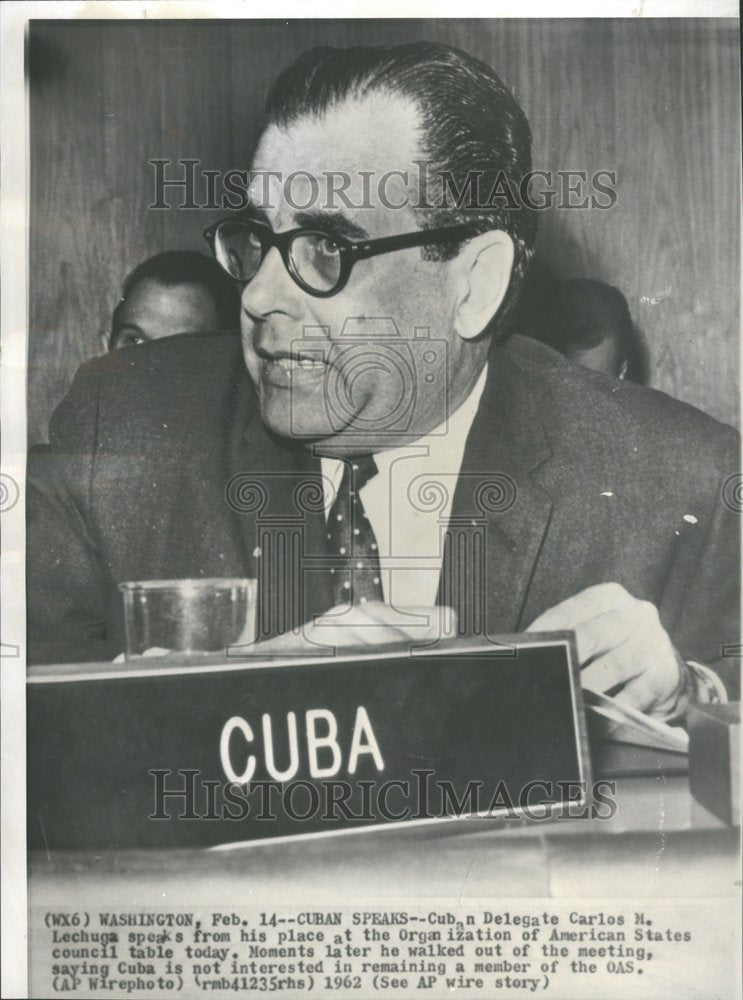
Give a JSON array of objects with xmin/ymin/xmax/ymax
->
[{"xmin": 28, "ymin": 18, "xmax": 740, "ymax": 443}]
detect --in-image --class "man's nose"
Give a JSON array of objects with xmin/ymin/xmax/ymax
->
[{"xmin": 240, "ymin": 246, "xmax": 299, "ymax": 320}]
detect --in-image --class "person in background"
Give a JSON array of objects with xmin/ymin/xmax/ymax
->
[
  {"xmin": 517, "ymin": 269, "xmax": 644, "ymax": 381},
  {"xmin": 106, "ymin": 250, "xmax": 241, "ymax": 350}
]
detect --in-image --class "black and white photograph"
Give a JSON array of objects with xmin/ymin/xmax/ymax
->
[{"xmin": 1, "ymin": 3, "xmax": 741, "ymax": 997}]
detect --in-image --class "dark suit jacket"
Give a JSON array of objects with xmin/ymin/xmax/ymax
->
[{"xmin": 27, "ymin": 333, "xmax": 740, "ymax": 697}]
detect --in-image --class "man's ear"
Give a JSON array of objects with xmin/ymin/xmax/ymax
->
[{"xmin": 452, "ymin": 230, "xmax": 515, "ymax": 341}]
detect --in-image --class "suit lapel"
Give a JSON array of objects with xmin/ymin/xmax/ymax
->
[
  {"xmin": 440, "ymin": 342, "xmax": 554, "ymax": 636},
  {"xmin": 227, "ymin": 337, "xmax": 555, "ymax": 640},
  {"xmin": 227, "ymin": 400, "xmax": 332, "ymax": 638}
]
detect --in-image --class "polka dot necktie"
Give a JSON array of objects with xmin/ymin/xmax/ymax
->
[{"xmin": 326, "ymin": 456, "xmax": 384, "ymax": 606}]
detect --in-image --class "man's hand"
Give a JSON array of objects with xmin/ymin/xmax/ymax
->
[
  {"xmin": 527, "ymin": 582, "xmax": 686, "ymax": 719},
  {"xmin": 244, "ymin": 603, "xmax": 457, "ymax": 656},
  {"xmin": 111, "ymin": 607, "xmax": 456, "ymax": 661}
]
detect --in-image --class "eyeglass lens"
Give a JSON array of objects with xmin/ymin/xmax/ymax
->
[
  {"xmin": 213, "ymin": 223, "xmax": 263, "ymax": 283},
  {"xmin": 289, "ymin": 234, "xmax": 341, "ymax": 292},
  {"xmin": 214, "ymin": 222, "xmax": 342, "ymax": 293}
]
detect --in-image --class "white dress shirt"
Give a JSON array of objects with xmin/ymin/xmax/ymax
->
[{"xmin": 321, "ymin": 365, "xmax": 488, "ymax": 608}]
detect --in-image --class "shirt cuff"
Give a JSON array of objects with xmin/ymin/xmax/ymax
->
[
  {"xmin": 661, "ymin": 656, "xmax": 728, "ymax": 725},
  {"xmin": 685, "ymin": 659, "xmax": 729, "ymax": 706}
]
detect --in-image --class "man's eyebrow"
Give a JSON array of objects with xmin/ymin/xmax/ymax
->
[{"xmin": 293, "ymin": 211, "xmax": 369, "ymax": 242}]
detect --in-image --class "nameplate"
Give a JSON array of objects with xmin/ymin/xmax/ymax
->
[{"xmin": 27, "ymin": 634, "xmax": 590, "ymax": 849}]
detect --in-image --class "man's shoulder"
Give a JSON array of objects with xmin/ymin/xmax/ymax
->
[
  {"xmin": 73, "ymin": 332, "xmax": 245, "ymax": 392},
  {"xmin": 52, "ymin": 334, "xmax": 249, "ymax": 443},
  {"xmin": 501, "ymin": 334, "xmax": 739, "ymax": 472}
]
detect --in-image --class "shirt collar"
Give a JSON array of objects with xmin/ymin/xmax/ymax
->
[{"xmin": 321, "ymin": 362, "xmax": 489, "ymax": 504}]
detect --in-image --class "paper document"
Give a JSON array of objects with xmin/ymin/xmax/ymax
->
[{"xmin": 585, "ymin": 689, "xmax": 689, "ymax": 753}]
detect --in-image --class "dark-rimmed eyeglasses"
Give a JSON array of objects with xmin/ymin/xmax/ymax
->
[{"xmin": 203, "ymin": 218, "xmax": 476, "ymax": 298}]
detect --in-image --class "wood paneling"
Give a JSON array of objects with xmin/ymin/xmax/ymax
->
[{"xmin": 28, "ymin": 18, "xmax": 740, "ymax": 442}]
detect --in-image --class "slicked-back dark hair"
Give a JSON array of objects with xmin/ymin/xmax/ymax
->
[
  {"xmin": 265, "ymin": 42, "xmax": 536, "ymax": 327},
  {"xmin": 550, "ymin": 279, "xmax": 633, "ymax": 353},
  {"xmin": 111, "ymin": 251, "xmax": 241, "ymax": 342}
]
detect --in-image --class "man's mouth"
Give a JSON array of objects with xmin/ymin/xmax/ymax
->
[
  {"xmin": 255, "ymin": 349, "xmax": 330, "ymax": 384},
  {"xmin": 270, "ymin": 356, "xmax": 326, "ymax": 371}
]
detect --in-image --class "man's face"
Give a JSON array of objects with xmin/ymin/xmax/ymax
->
[
  {"xmin": 110, "ymin": 279, "xmax": 219, "ymax": 350},
  {"xmin": 241, "ymin": 93, "xmax": 482, "ymax": 455}
]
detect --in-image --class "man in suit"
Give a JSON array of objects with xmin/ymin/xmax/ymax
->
[{"xmin": 28, "ymin": 42, "xmax": 739, "ymax": 719}]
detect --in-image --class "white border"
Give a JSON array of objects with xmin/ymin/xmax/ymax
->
[
  {"xmin": 0, "ymin": 7, "xmax": 28, "ymax": 1000},
  {"xmin": 1, "ymin": 5, "xmax": 739, "ymax": 998},
  {"xmin": 1, "ymin": 1, "xmax": 739, "ymax": 19}
]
